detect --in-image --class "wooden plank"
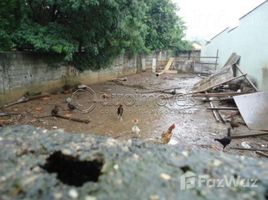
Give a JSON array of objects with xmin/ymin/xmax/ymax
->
[
  {"xmin": 230, "ymin": 147, "xmax": 268, "ymax": 152},
  {"xmin": 194, "ymin": 91, "xmax": 250, "ymax": 97},
  {"xmin": 256, "ymin": 151, "xmax": 268, "ymax": 158},
  {"xmin": 175, "ymin": 56, "xmax": 219, "ymax": 59},
  {"xmin": 55, "ymin": 114, "xmax": 90, "ymax": 124},
  {"xmin": 207, "ymin": 107, "xmax": 238, "ymax": 111},
  {"xmin": 217, "ymin": 110, "xmax": 226, "ymax": 123},
  {"xmin": 0, "ymin": 112, "xmax": 20, "ymax": 117},
  {"xmin": 157, "ymin": 57, "xmax": 174, "ymax": 75},
  {"xmin": 2, "ymin": 94, "xmax": 50, "ymax": 109},
  {"xmin": 193, "ymin": 73, "xmax": 247, "ymax": 93},
  {"xmin": 163, "ymin": 70, "xmax": 177, "ymax": 74},
  {"xmin": 206, "ymin": 94, "xmax": 220, "ymax": 122},
  {"xmin": 235, "ymin": 64, "xmax": 259, "ymax": 92},
  {"xmin": 231, "ymin": 132, "xmax": 268, "ymax": 139}
]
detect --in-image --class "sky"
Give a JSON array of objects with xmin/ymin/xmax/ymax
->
[{"xmin": 172, "ymin": 0, "xmax": 266, "ymax": 41}]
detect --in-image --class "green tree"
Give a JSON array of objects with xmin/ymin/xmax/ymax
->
[
  {"xmin": 144, "ymin": 0, "xmax": 189, "ymax": 52},
  {"xmin": 0, "ymin": 0, "xmax": 21, "ymax": 50},
  {"xmin": 1, "ymin": 0, "xmax": 191, "ymax": 69}
]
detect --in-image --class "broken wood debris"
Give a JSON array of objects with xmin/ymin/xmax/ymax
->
[
  {"xmin": 141, "ymin": 87, "xmax": 181, "ymax": 94},
  {"xmin": 1, "ymin": 94, "xmax": 50, "ymax": 109},
  {"xmin": 53, "ymin": 114, "xmax": 90, "ymax": 124},
  {"xmin": 207, "ymin": 107, "xmax": 239, "ymax": 111},
  {"xmin": 230, "ymin": 132, "xmax": 268, "ymax": 139},
  {"xmin": 208, "ymin": 99, "xmax": 220, "ymax": 122},
  {"xmin": 235, "ymin": 64, "xmax": 258, "ymax": 92},
  {"xmin": 256, "ymin": 151, "xmax": 268, "ymax": 158},
  {"xmin": 156, "ymin": 57, "xmax": 175, "ymax": 76},
  {"xmin": 230, "ymin": 147, "xmax": 268, "ymax": 152},
  {"xmin": 0, "ymin": 112, "xmax": 21, "ymax": 117},
  {"xmin": 193, "ymin": 91, "xmax": 250, "ymax": 97},
  {"xmin": 193, "ymin": 53, "xmax": 260, "ymax": 132}
]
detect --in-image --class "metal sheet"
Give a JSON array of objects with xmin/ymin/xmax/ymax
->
[{"xmin": 234, "ymin": 92, "xmax": 268, "ymax": 131}]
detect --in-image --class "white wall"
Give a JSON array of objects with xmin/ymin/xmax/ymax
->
[{"xmin": 202, "ymin": 1, "xmax": 268, "ymax": 91}]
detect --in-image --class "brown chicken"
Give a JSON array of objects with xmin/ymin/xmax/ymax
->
[
  {"xmin": 161, "ymin": 124, "xmax": 176, "ymax": 144},
  {"xmin": 229, "ymin": 116, "xmax": 240, "ymax": 129}
]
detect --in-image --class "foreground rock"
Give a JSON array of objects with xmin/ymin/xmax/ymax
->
[{"xmin": 0, "ymin": 126, "xmax": 268, "ymax": 200}]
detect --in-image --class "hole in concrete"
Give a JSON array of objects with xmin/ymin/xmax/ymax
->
[
  {"xmin": 233, "ymin": 174, "xmax": 238, "ymax": 179},
  {"xmin": 180, "ymin": 165, "xmax": 192, "ymax": 173},
  {"xmin": 265, "ymin": 189, "xmax": 268, "ymax": 200},
  {"xmin": 41, "ymin": 151, "xmax": 104, "ymax": 187}
]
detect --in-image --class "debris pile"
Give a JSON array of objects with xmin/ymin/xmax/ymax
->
[{"xmin": 192, "ymin": 53, "xmax": 268, "ymax": 156}]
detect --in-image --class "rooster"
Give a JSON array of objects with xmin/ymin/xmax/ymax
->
[
  {"xmin": 132, "ymin": 119, "xmax": 141, "ymax": 137},
  {"xmin": 161, "ymin": 124, "xmax": 176, "ymax": 144},
  {"xmin": 214, "ymin": 128, "xmax": 232, "ymax": 150},
  {"xmin": 117, "ymin": 104, "xmax": 123, "ymax": 121}
]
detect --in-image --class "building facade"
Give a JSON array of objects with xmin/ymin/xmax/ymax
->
[{"xmin": 201, "ymin": 1, "xmax": 268, "ymax": 91}]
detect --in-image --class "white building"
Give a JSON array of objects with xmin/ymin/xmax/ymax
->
[{"xmin": 201, "ymin": 1, "xmax": 268, "ymax": 91}]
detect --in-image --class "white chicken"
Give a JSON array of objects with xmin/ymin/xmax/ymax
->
[{"xmin": 132, "ymin": 119, "xmax": 141, "ymax": 137}]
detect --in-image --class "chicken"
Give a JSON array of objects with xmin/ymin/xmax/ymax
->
[
  {"xmin": 67, "ymin": 102, "xmax": 76, "ymax": 111},
  {"xmin": 0, "ymin": 119, "xmax": 12, "ymax": 127},
  {"xmin": 171, "ymin": 89, "xmax": 176, "ymax": 95},
  {"xmin": 117, "ymin": 104, "xmax": 123, "ymax": 120},
  {"xmin": 51, "ymin": 105, "xmax": 59, "ymax": 116},
  {"xmin": 161, "ymin": 124, "xmax": 176, "ymax": 144},
  {"xmin": 101, "ymin": 93, "xmax": 110, "ymax": 99},
  {"xmin": 229, "ymin": 116, "xmax": 239, "ymax": 129},
  {"xmin": 132, "ymin": 119, "xmax": 141, "ymax": 137},
  {"xmin": 214, "ymin": 128, "xmax": 232, "ymax": 150}
]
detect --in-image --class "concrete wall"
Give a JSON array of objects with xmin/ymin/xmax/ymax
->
[
  {"xmin": 80, "ymin": 54, "xmax": 138, "ymax": 84},
  {"xmin": 0, "ymin": 51, "xmax": 169, "ymax": 103},
  {"xmin": 201, "ymin": 1, "xmax": 268, "ymax": 91},
  {"xmin": 0, "ymin": 52, "xmax": 67, "ymax": 94}
]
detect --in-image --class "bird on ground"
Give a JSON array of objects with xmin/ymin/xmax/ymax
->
[
  {"xmin": 67, "ymin": 102, "xmax": 76, "ymax": 111},
  {"xmin": 229, "ymin": 116, "xmax": 240, "ymax": 129},
  {"xmin": 214, "ymin": 128, "xmax": 232, "ymax": 150},
  {"xmin": 171, "ymin": 89, "xmax": 176, "ymax": 95},
  {"xmin": 132, "ymin": 119, "xmax": 141, "ymax": 137},
  {"xmin": 117, "ymin": 104, "xmax": 123, "ymax": 121},
  {"xmin": 161, "ymin": 124, "xmax": 176, "ymax": 144},
  {"xmin": 51, "ymin": 105, "xmax": 59, "ymax": 116},
  {"xmin": 67, "ymin": 102, "xmax": 85, "ymax": 112}
]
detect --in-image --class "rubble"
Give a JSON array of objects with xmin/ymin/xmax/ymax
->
[{"xmin": 192, "ymin": 53, "xmax": 268, "ymax": 154}]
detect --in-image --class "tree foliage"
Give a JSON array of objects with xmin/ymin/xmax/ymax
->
[{"xmin": 0, "ymin": 0, "xmax": 191, "ymax": 70}]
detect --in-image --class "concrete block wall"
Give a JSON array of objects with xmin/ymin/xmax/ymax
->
[
  {"xmin": 0, "ymin": 52, "xmax": 168, "ymax": 103},
  {"xmin": 80, "ymin": 54, "xmax": 138, "ymax": 84},
  {"xmin": 0, "ymin": 52, "xmax": 67, "ymax": 94}
]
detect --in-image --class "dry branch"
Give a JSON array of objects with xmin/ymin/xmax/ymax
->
[
  {"xmin": 2, "ymin": 94, "xmax": 50, "ymax": 109},
  {"xmin": 230, "ymin": 147, "xmax": 268, "ymax": 152},
  {"xmin": 54, "ymin": 114, "xmax": 90, "ymax": 124}
]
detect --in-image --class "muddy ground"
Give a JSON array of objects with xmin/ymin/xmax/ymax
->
[{"xmin": 1, "ymin": 71, "xmax": 268, "ymax": 158}]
